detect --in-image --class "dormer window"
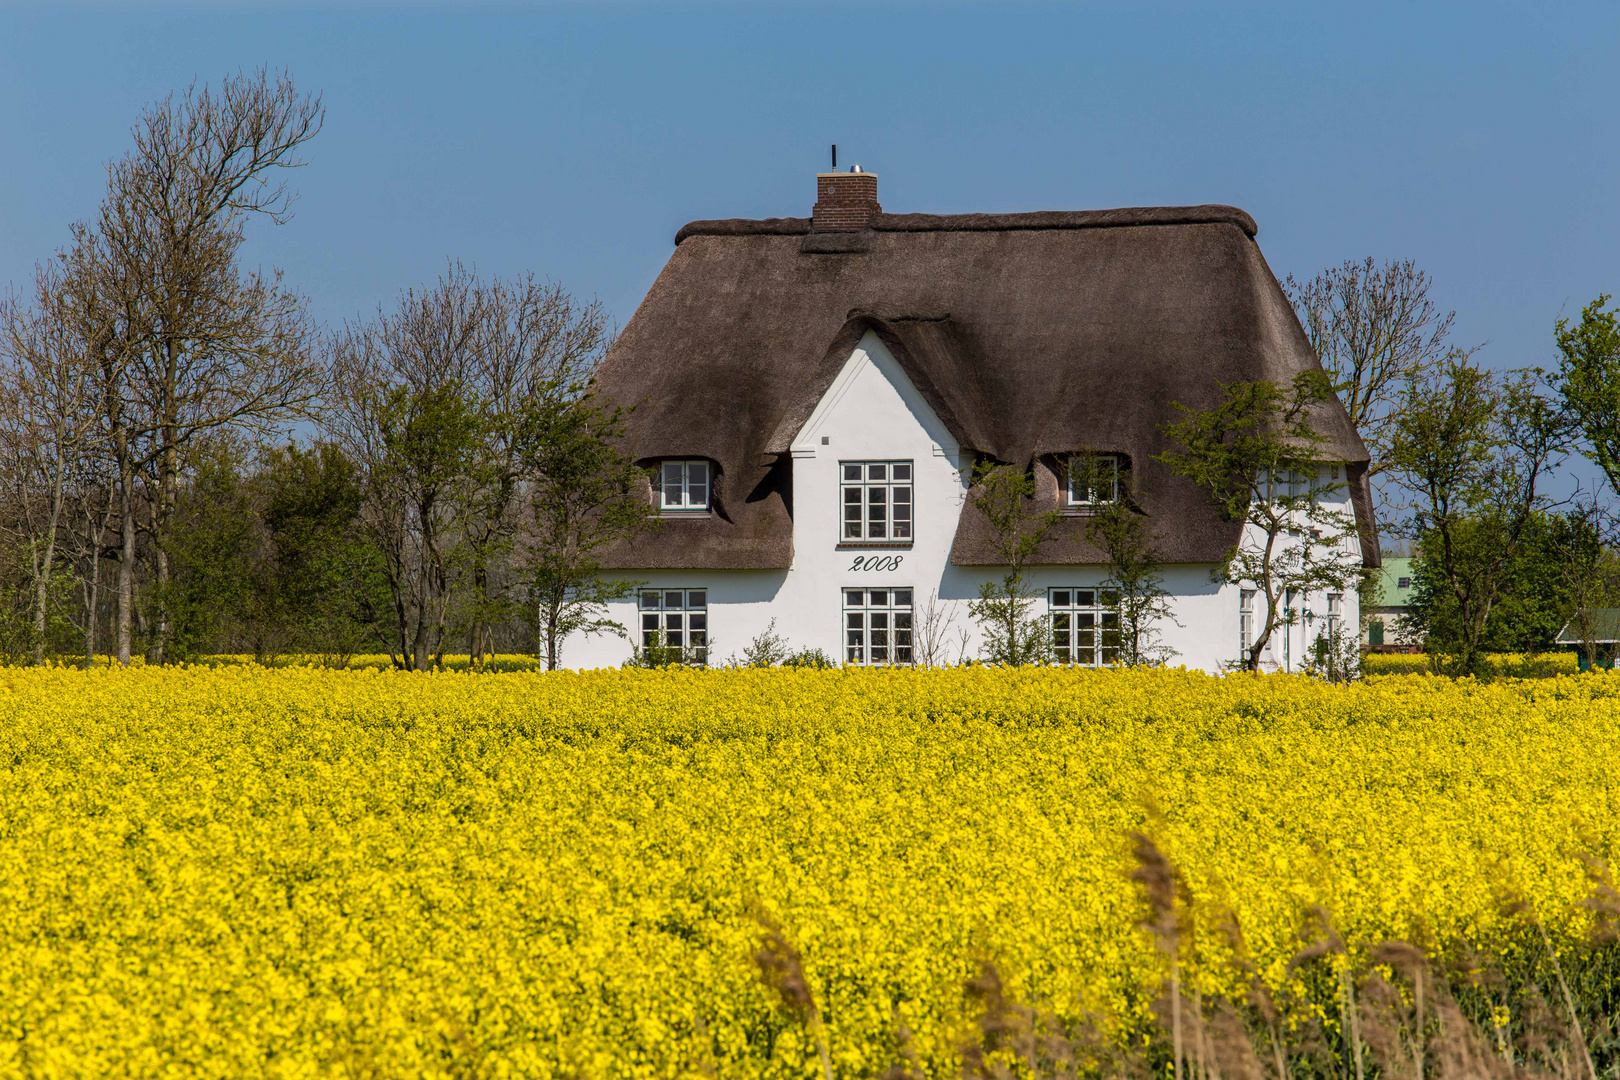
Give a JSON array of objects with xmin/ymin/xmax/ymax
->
[
  {"xmin": 1065, "ymin": 453, "xmax": 1119, "ymax": 508},
  {"xmin": 659, "ymin": 460, "xmax": 710, "ymax": 512}
]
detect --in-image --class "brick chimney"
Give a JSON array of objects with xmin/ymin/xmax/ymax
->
[{"xmin": 812, "ymin": 169, "xmax": 882, "ymax": 232}]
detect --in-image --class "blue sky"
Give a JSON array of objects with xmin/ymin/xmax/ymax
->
[{"xmin": 3, "ymin": 1, "xmax": 1617, "ymax": 383}]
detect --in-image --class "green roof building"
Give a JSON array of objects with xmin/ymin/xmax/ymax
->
[{"xmin": 1364, "ymin": 556, "xmax": 1420, "ymax": 650}]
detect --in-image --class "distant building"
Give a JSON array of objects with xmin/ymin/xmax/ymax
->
[
  {"xmin": 1555, "ymin": 610, "xmax": 1620, "ymax": 670},
  {"xmin": 1364, "ymin": 556, "xmax": 1421, "ymax": 651}
]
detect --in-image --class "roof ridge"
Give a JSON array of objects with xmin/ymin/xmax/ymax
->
[{"xmin": 674, "ymin": 205, "xmax": 1257, "ymax": 245}]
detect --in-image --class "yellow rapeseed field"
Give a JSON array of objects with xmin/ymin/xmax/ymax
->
[{"xmin": 0, "ymin": 666, "xmax": 1616, "ymax": 1078}]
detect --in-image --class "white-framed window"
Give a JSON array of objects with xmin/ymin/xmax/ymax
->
[
  {"xmin": 1065, "ymin": 454, "xmax": 1120, "ymax": 507},
  {"xmin": 638, "ymin": 588, "xmax": 708, "ymax": 664},
  {"xmin": 841, "ymin": 461, "xmax": 913, "ymax": 542},
  {"xmin": 1325, "ymin": 592, "xmax": 1342, "ymax": 638},
  {"xmin": 659, "ymin": 460, "xmax": 710, "ymax": 511},
  {"xmin": 1050, "ymin": 588, "xmax": 1121, "ymax": 666},
  {"xmin": 844, "ymin": 587, "xmax": 913, "ymax": 665},
  {"xmin": 1261, "ymin": 466, "xmax": 1310, "ymax": 502},
  {"xmin": 1239, "ymin": 588, "xmax": 1256, "ymax": 652}
]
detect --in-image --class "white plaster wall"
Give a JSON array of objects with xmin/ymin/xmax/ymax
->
[
  {"xmin": 1232, "ymin": 479, "xmax": 1364, "ymax": 673},
  {"xmin": 565, "ymin": 330, "xmax": 1363, "ymax": 675}
]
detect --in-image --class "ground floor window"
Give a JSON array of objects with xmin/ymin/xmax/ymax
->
[
  {"xmin": 1050, "ymin": 588, "xmax": 1120, "ymax": 666},
  {"xmin": 1240, "ymin": 588, "xmax": 1256, "ymax": 653},
  {"xmin": 1325, "ymin": 592, "xmax": 1343, "ymax": 639},
  {"xmin": 844, "ymin": 587, "xmax": 913, "ymax": 666},
  {"xmin": 639, "ymin": 588, "xmax": 708, "ymax": 665}
]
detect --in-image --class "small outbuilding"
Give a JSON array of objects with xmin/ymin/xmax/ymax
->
[{"xmin": 1555, "ymin": 610, "xmax": 1620, "ymax": 671}]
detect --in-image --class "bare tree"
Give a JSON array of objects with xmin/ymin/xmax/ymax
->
[
  {"xmin": 89, "ymin": 68, "xmax": 323, "ymax": 664},
  {"xmin": 912, "ymin": 589, "xmax": 963, "ymax": 668},
  {"xmin": 460, "ymin": 274, "xmax": 610, "ymax": 663},
  {"xmin": 0, "ymin": 262, "xmax": 105, "ymax": 663},
  {"xmin": 1285, "ymin": 259, "xmax": 1459, "ymax": 476},
  {"xmin": 328, "ymin": 271, "xmax": 484, "ymax": 671}
]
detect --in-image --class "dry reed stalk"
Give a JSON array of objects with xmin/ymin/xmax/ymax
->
[
  {"xmin": 750, "ymin": 910, "xmax": 835, "ymax": 1080},
  {"xmin": 1130, "ymin": 831, "xmax": 1184, "ymax": 1080},
  {"xmin": 958, "ymin": 959, "xmax": 1088, "ymax": 1080},
  {"xmin": 879, "ymin": 1012, "xmax": 926, "ymax": 1080},
  {"xmin": 1372, "ymin": 941, "xmax": 1430, "ymax": 1079},
  {"xmin": 1212, "ymin": 905, "xmax": 1292, "ymax": 1080},
  {"xmin": 1534, "ymin": 920, "xmax": 1598, "ymax": 1080},
  {"xmin": 1578, "ymin": 855, "xmax": 1620, "ymax": 947},
  {"xmin": 1340, "ymin": 964, "xmax": 1366, "ymax": 1080}
]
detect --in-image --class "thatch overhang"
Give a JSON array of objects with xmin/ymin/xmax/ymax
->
[{"xmin": 594, "ymin": 204, "xmax": 1377, "ymax": 571}]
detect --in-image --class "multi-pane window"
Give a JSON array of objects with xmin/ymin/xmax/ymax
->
[
  {"xmin": 1325, "ymin": 592, "xmax": 1343, "ymax": 638},
  {"xmin": 1050, "ymin": 588, "xmax": 1121, "ymax": 666},
  {"xmin": 639, "ymin": 589, "xmax": 708, "ymax": 664},
  {"xmin": 1239, "ymin": 589, "xmax": 1256, "ymax": 653},
  {"xmin": 844, "ymin": 588, "xmax": 913, "ymax": 665},
  {"xmin": 1065, "ymin": 454, "xmax": 1119, "ymax": 507},
  {"xmin": 841, "ymin": 461, "xmax": 912, "ymax": 542},
  {"xmin": 659, "ymin": 460, "xmax": 710, "ymax": 511}
]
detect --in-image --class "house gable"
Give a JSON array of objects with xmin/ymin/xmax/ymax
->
[{"xmin": 789, "ymin": 330, "xmax": 961, "ymax": 462}]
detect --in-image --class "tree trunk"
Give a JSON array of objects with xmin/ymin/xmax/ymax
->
[
  {"xmin": 83, "ymin": 542, "xmax": 100, "ymax": 668},
  {"xmin": 116, "ymin": 460, "xmax": 135, "ymax": 666},
  {"xmin": 151, "ymin": 540, "xmax": 169, "ymax": 665},
  {"xmin": 151, "ymin": 417, "xmax": 178, "ymax": 663},
  {"xmin": 31, "ymin": 480, "xmax": 64, "ymax": 666}
]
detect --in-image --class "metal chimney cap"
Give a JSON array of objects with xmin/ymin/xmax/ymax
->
[{"xmin": 849, "ymin": 164, "xmax": 863, "ymax": 173}]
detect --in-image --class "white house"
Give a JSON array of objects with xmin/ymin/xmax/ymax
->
[{"xmin": 566, "ymin": 170, "xmax": 1378, "ymax": 672}]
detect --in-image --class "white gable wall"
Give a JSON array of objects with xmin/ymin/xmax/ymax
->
[{"xmin": 566, "ymin": 331, "xmax": 1359, "ymax": 673}]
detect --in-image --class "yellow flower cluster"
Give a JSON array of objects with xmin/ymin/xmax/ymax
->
[
  {"xmin": 0, "ymin": 666, "xmax": 1615, "ymax": 1078},
  {"xmin": 1363, "ymin": 651, "xmax": 1579, "ymax": 676}
]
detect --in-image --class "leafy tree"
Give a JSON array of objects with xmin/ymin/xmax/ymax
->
[
  {"xmin": 1554, "ymin": 503, "xmax": 1620, "ymax": 671},
  {"xmin": 1159, "ymin": 373, "xmax": 1362, "ymax": 673},
  {"xmin": 1555, "ymin": 294, "xmax": 1620, "ymax": 496},
  {"xmin": 1386, "ymin": 358, "xmax": 1569, "ymax": 676},
  {"xmin": 256, "ymin": 442, "xmax": 389, "ymax": 664},
  {"xmin": 328, "ymin": 266, "xmax": 611, "ymax": 671},
  {"xmin": 1408, "ymin": 509, "xmax": 1604, "ymax": 657},
  {"xmin": 965, "ymin": 460, "xmax": 1060, "ymax": 666},
  {"xmin": 160, "ymin": 444, "xmax": 258, "ymax": 661},
  {"xmin": 522, "ymin": 393, "xmax": 659, "ymax": 671},
  {"xmin": 1079, "ymin": 453, "xmax": 1177, "ymax": 667}
]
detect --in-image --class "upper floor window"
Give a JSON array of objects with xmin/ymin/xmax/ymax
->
[
  {"xmin": 1065, "ymin": 454, "xmax": 1119, "ymax": 508},
  {"xmin": 659, "ymin": 460, "xmax": 710, "ymax": 512},
  {"xmin": 1262, "ymin": 465, "xmax": 1338, "ymax": 502},
  {"xmin": 842, "ymin": 461, "xmax": 912, "ymax": 542}
]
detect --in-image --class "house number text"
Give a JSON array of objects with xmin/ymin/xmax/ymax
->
[{"xmin": 848, "ymin": 554, "xmax": 904, "ymax": 572}]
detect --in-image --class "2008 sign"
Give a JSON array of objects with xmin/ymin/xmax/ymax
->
[{"xmin": 849, "ymin": 554, "xmax": 904, "ymax": 572}]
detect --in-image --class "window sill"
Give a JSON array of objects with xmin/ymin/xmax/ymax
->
[
  {"xmin": 836, "ymin": 541, "xmax": 914, "ymax": 550},
  {"xmin": 657, "ymin": 509, "xmax": 713, "ymax": 519}
]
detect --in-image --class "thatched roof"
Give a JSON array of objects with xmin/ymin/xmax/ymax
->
[{"xmin": 594, "ymin": 200, "xmax": 1376, "ymax": 570}]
